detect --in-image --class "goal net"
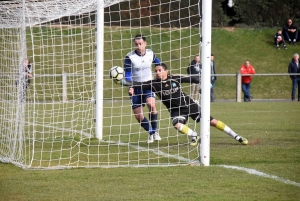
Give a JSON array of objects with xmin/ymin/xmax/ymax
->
[{"xmin": 0, "ymin": 0, "xmax": 201, "ymax": 169}]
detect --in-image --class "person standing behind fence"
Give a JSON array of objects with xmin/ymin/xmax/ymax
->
[
  {"xmin": 16, "ymin": 59, "xmax": 33, "ymax": 102},
  {"xmin": 210, "ymin": 54, "xmax": 217, "ymax": 102},
  {"xmin": 24, "ymin": 59, "xmax": 33, "ymax": 89},
  {"xmin": 288, "ymin": 53, "xmax": 300, "ymax": 102},
  {"xmin": 187, "ymin": 54, "xmax": 201, "ymax": 101},
  {"xmin": 240, "ymin": 60, "xmax": 256, "ymax": 102}
]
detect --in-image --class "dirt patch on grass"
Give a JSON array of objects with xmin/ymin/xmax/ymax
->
[{"xmin": 220, "ymin": 27, "xmax": 235, "ymax": 32}]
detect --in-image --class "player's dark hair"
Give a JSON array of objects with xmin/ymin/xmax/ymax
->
[
  {"xmin": 158, "ymin": 62, "xmax": 168, "ymax": 70},
  {"xmin": 134, "ymin": 34, "xmax": 146, "ymax": 41}
]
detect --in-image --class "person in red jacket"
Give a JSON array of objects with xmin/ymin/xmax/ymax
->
[{"xmin": 240, "ymin": 61, "xmax": 256, "ymax": 102}]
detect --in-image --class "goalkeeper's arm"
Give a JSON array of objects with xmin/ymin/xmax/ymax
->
[{"xmin": 120, "ymin": 79, "xmax": 152, "ymax": 91}]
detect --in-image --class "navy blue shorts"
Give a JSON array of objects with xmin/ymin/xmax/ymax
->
[{"xmin": 130, "ymin": 88, "xmax": 155, "ymax": 109}]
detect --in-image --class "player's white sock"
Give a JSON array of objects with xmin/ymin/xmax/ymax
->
[
  {"xmin": 216, "ymin": 121, "xmax": 239, "ymax": 140},
  {"xmin": 178, "ymin": 124, "xmax": 197, "ymax": 137}
]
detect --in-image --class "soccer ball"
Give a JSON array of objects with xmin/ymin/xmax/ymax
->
[{"xmin": 109, "ymin": 66, "xmax": 124, "ymax": 84}]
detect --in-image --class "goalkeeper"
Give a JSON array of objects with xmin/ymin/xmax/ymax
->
[{"xmin": 121, "ymin": 63, "xmax": 248, "ymax": 146}]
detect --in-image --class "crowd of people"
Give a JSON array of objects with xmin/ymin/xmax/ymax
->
[{"xmin": 273, "ymin": 19, "xmax": 300, "ymax": 101}]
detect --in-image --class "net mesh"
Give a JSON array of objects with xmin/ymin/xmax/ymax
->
[{"xmin": 0, "ymin": 0, "xmax": 201, "ymax": 169}]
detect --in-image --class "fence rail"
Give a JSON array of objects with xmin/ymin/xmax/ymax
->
[{"xmin": 2, "ymin": 72, "xmax": 300, "ymax": 102}]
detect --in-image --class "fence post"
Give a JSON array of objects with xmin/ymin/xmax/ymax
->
[
  {"xmin": 236, "ymin": 71, "xmax": 241, "ymax": 102},
  {"xmin": 62, "ymin": 72, "xmax": 67, "ymax": 102}
]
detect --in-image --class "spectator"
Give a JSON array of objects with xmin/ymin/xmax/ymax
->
[
  {"xmin": 15, "ymin": 58, "xmax": 33, "ymax": 102},
  {"xmin": 210, "ymin": 54, "xmax": 217, "ymax": 102},
  {"xmin": 274, "ymin": 29, "xmax": 287, "ymax": 50},
  {"xmin": 240, "ymin": 61, "xmax": 256, "ymax": 102},
  {"xmin": 288, "ymin": 53, "xmax": 300, "ymax": 102},
  {"xmin": 123, "ymin": 34, "xmax": 161, "ymax": 143},
  {"xmin": 24, "ymin": 58, "xmax": 33, "ymax": 88},
  {"xmin": 187, "ymin": 54, "xmax": 201, "ymax": 74},
  {"xmin": 187, "ymin": 54, "xmax": 201, "ymax": 101},
  {"xmin": 282, "ymin": 19, "xmax": 298, "ymax": 45}
]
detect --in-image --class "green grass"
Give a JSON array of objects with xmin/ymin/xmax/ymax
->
[{"xmin": 1, "ymin": 102, "xmax": 300, "ymax": 200}]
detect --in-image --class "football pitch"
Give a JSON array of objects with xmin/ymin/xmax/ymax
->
[{"xmin": 1, "ymin": 102, "xmax": 299, "ymax": 200}]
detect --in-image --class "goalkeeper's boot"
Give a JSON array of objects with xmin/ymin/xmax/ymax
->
[
  {"xmin": 147, "ymin": 134, "xmax": 154, "ymax": 143},
  {"xmin": 190, "ymin": 136, "xmax": 200, "ymax": 146},
  {"xmin": 237, "ymin": 136, "xmax": 248, "ymax": 145},
  {"xmin": 153, "ymin": 132, "xmax": 161, "ymax": 141}
]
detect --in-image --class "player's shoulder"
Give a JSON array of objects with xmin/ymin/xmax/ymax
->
[
  {"xmin": 126, "ymin": 50, "xmax": 136, "ymax": 57},
  {"xmin": 145, "ymin": 49, "xmax": 155, "ymax": 54},
  {"xmin": 169, "ymin": 74, "xmax": 184, "ymax": 79}
]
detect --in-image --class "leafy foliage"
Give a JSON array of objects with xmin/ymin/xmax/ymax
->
[{"xmin": 233, "ymin": 0, "xmax": 300, "ymax": 27}]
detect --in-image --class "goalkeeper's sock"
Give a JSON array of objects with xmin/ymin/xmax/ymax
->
[
  {"xmin": 140, "ymin": 117, "xmax": 150, "ymax": 133},
  {"xmin": 215, "ymin": 120, "xmax": 238, "ymax": 139},
  {"xmin": 178, "ymin": 124, "xmax": 197, "ymax": 137},
  {"xmin": 149, "ymin": 113, "xmax": 158, "ymax": 133}
]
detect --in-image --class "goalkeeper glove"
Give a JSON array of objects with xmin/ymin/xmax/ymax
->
[{"xmin": 120, "ymin": 78, "xmax": 127, "ymax": 86}]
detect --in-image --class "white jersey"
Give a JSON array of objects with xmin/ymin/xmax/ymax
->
[{"xmin": 124, "ymin": 49, "xmax": 160, "ymax": 82}]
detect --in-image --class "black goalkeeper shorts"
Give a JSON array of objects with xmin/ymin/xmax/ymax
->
[{"xmin": 170, "ymin": 103, "xmax": 214, "ymax": 123}]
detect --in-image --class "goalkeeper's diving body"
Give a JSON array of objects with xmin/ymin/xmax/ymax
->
[
  {"xmin": 121, "ymin": 63, "xmax": 248, "ymax": 146},
  {"xmin": 124, "ymin": 34, "xmax": 161, "ymax": 143}
]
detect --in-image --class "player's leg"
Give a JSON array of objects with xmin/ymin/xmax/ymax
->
[
  {"xmin": 189, "ymin": 103, "xmax": 248, "ymax": 145},
  {"xmin": 144, "ymin": 91, "xmax": 160, "ymax": 142},
  {"xmin": 131, "ymin": 92, "xmax": 151, "ymax": 139},
  {"xmin": 172, "ymin": 107, "xmax": 199, "ymax": 146},
  {"xmin": 210, "ymin": 118, "xmax": 248, "ymax": 145},
  {"xmin": 144, "ymin": 91, "xmax": 158, "ymax": 133}
]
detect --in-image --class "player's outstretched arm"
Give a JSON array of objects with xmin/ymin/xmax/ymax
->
[
  {"xmin": 120, "ymin": 79, "xmax": 152, "ymax": 91},
  {"xmin": 172, "ymin": 74, "xmax": 201, "ymax": 84}
]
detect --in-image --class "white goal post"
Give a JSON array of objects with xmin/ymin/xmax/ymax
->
[{"xmin": 0, "ymin": 0, "xmax": 204, "ymax": 169}]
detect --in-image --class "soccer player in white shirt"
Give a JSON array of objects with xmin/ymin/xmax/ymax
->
[{"xmin": 124, "ymin": 34, "xmax": 161, "ymax": 143}]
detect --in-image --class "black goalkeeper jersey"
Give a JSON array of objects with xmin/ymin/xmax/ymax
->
[{"xmin": 131, "ymin": 74, "xmax": 200, "ymax": 111}]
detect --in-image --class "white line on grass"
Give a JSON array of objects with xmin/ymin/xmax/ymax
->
[
  {"xmin": 107, "ymin": 140, "xmax": 300, "ymax": 188},
  {"xmin": 218, "ymin": 165, "xmax": 300, "ymax": 187},
  {"xmin": 107, "ymin": 140, "xmax": 191, "ymax": 162},
  {"xmin": 107, "ymin": 139, "xmax": 300, "ymax": 187},
  {"xmin": 36, "ymin": 123, "xmax": 300, "ymax": 188},
  {"xmin": 29, "ymin": 122, "xmax": 92, "ymax": 138}
]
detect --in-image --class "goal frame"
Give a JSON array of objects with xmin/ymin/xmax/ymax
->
[{"xmin": 0, "ymin": 0, "xmax": 210, "ymax": 169}]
